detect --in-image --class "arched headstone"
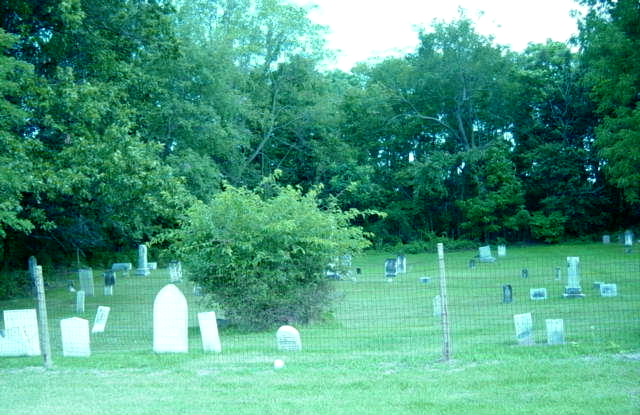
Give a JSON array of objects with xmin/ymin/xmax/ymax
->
[
  {"xmin": 153, "ymin": 284, "xmax": 188, "ymax": 353},
  {"xmin": 276, "ymin": 325, "xmax": 301, "ymax": 351}
]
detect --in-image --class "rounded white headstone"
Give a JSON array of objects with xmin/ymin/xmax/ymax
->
[{"xmin": 153, "ymin": 284, "xmax": 188, "ymax": 353}]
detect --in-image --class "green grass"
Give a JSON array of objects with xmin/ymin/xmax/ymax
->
[{"xmin": 1, "ymin": 243, "xmax": 638, "ymax": 414}]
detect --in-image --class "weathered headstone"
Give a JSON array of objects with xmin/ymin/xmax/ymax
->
[
  {"xmin": 545, "ymin": 319, "xmax": 565, "ymax": 345},
  {"xmin": 530, "ymin": 288, "xmax": 548, "ymax": 300},
  {"xmin": 148, "ymin": 262, "xmax": 158, "ymax": 270},
  {"xmin": 103, "ymin": 270, "xmax": 115, "ymax": 296},
  {"xmin": 497, "ymin": 245, "xmax": 507, "ymax": 257},
  {"xmin": 1, "ymin": 309, "xmax": 40, "ymax": 356},
  {"xmin": 169, "ymin": 260, "xmax": 183, "ymax": 283},
  {"xmin": 153, "ymin": 284, "xmax": 188, "ymax": 353},
  {"xmin": 555, "ymin": 267, "xmax": 561, "ymax": 281},
  {"xmin": 602, "ymin": 235, "xmax": 610, "ymax": 244},
  {"xmin": 197, "ymin": 311, "xmax": 222, "ymax": 353},
  {"xmin": 478, "ymin": 246, "xmax": 496, "ymax": 263},
  {"xmin": 111, "ymin": 263, "xmax": 132, "ymax": 277},
  {"xmin": 76, "ymin": 290, "xmax": 85, "ymax": 313},
  {"xmin": 521, "ymin": 268, "xmax": 529, "ymax": 279},
  {"xmin": 513, "ymin": 312, "xmax": 534, "ymax": 345},
  {"xmin": 384, "ymin": 258, "xmax": 397, "ymax": 279},
  {"xmin": 502, "ymin": 284, "xmax": 513, "ymax": 304},
  {"xmin": 78, "ymin": 268, "xmax": 94, "ymax": 296},
  {"xmin": 396, "ymin": 255, "xmax": 406, "ymax": 274},
  {"xmin": 624, "ymin": 230, "xmax": 634, "ymax": 246},
  {"xmin": 564, "ymin": 256, "xmax": 584, "ymax": 298},
  {"xmin": 60, "ymin": 317, "xmax": 91, "ymax": 357},
  {"xmin": 0, "ymin": 327, "xmax": 29, "ymax": 357},
  {"xmin": 468, "ymin": 259, "xmax": 476, "ymax": 269},
  {"xmin": 136, "ymin": 244, "xmax": 150, "ymax": 276},
  {"xmin": 433, "ymin": 294, "xmax": 442, "ymax": 317},
  {"xmin": 91, "ymin": 306, "xmax": 111, "ymax": 334},
  {"xmin": 276, "ymin": 325, "xmax": 302, "ymax": 351},
  {"xmin": 600, "ymin": 283, "xmax": 618, "ymax": 297}
]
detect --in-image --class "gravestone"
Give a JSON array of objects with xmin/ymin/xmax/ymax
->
[
  {"xmin": 624, "ymin": 230, "xmax": 634, "ymax": 246},
  {"xmin": 599, "ymin": 283, "xmax": 618, "ymax": 297},
  {"xmin": 433, "ymin": 295, "xmax": 442, "ymax": 317},
  {"xmin": 545, "ymin": 319, "xmax": 565, "ymax": 345},
  {"xmin": 513, "ymin": 312, "xmax": 534, "ymax": 345},
  {"xmin": 555, "ymin": 267, "xmax": 561, "ymax": 281},
  {"xmin": 103, "ymin": 270, "xmax": 115, "ymax": 296},
  {"xmin": 419, "ymin": 277, "xmax": 430, "ymax": 283},
  {"xmin": 91, "ymin": 306, "xmax": 111, "ymax": 334},
  {"xmin": 396, "ymin": 255, "xmax": 406, "ymax": 274},
  {"xmin": 153, "ymin": 284, "xmax": 188, "ymax": 353},
  {"xmin": 497, "ymin": 245, "xmax": 507, "ymax": 257},
  {"xmin": 502, "ymin": 284, "xmax": 513, "ymax": 304},
  {"xmin": 111, "ymin": 263, "xmax": 132, "ymax": 272},
  {"xmin": 78, "ymin": 268, "xmax": 94, "ymax": 296},
  {"xmin": 468, "ymin": 259, "xmax": 476, "ymax": 269},
  {"xmin": 602, "ymin": 235, "xmax": 610, "ymax": 244},
  {"xmin": 564, "ymin": 256, "xmax": 585, "ymax": 298},
  {"xmin": 76, "ymin": 290, "xmax": 85, "ymax": 313},
  {"xmin": 136, "ymin": 244, "xmax": 150, "ymax": 276},
  {"xmin": 478, "ymin": 246, "xmax": 496, "ymax": 263},
  {"xmin": 169, "ymin": 260, "xmax": 183, "ymax": 283},
  {"xmin": 529, "ymin": 288, "xmax": 548, "ymax": 300},
  {"xmin": 197, "ymin": 311, "xmax": 222, "ymax": 353},
  {"xmin": 60, "ymin": 317, "xmax": 91, "ymax": 357},
  {"xmin": 2, "ymin": 309, "xmax": 40, "ymax": 356},
  {"xmin": 193, "ymin": 284, "xmax": 203, "ymax": 296},
  {"xmin": 521, "ymin": 268, "xmax": 529, "ymax": 278},
  {"xmin": 384, "ymin": 258, "xmax": 397, "ymax": 279},
  {"xmin": 0, "ymin": 327, "xmax": 29, "ymax": 357},
  {"xmin": 276, "ymin": 325, "xmax": 302, "ymax": 351},
  {"xmin": 148, "ymin": 262, "xmax": 158, "ymax": 270}
]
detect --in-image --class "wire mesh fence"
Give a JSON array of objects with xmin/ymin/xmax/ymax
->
[{"xmin": 1, "ymin": 243, "xmax": 638, "ymax": 364}]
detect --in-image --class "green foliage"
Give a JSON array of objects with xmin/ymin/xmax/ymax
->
[
  {"xmin": 529, "ymin": 211, "xmax": 568, "ymax": 243},
  {"xmin": 166, "ymin": 179, "xmax": 373, "ymax": 330}
]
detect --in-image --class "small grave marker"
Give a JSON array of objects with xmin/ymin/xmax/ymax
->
[
  {"xmin": 599, "ymin": 283, "xmax": 618, "ymax": 297},
  {"xmin": 545, "ymin": 319, "xmax": 565, "ymax": 345},
  {"xmin": 521, "ymin": 268, "xmax": 529, "ymax": 278},
  {"xmin": 478, "ymin": 246, "xmax": 496, "ymax": 263},
  {"xmin": 433, "ymin": 294, "xmax": 442, "ymax": 317},
  {"xmin": 91, "ymin": 306, "xmax": 111, "ymax": 334},
  {"xmin": 60, "ymin": 317, "xmax": 91, "ymax": 357},
  {"xmin": 602, "ymin": 235, "xmax": 610, "ymax": 244},
  {"xmin": 276, "ymin": 325, "xmax": 302, "ymax": 351},
  {"xmin": 513, "ymin": 312, "xmax": 534, "ymax": 345},
  {"xmin": 502, "ymin": 284, "xmax": 513, "ymax": 304},
  {"xmin": 497, "ymin": 245, "xmax": 506, "ymax": 257},
  {"xmin": 384, "ymin": 258, "xmax": 397, "ymax": 280},
  {"xmin": 76, "ymin": 290, "xmax": 85, "ymax": 313},
  {"xmin": 564, "ymin": 256, "xmax": 585, "ymax": 298},
  {"xmin": 529, "ymin": 288, "xmax": 548, "ymax": 300},
  {"xmin": 197, "ymin": 311, "xmax": 222, "ymax": 353},
  {"xmin": 78, "ymin": 268, "xmax": 94, "ymax": 296}
]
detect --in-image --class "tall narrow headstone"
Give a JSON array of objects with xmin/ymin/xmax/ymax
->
[
  {"xmin": 153, "ymin": 284, "xmax": 188, "ymax": 353},
  {"xmin": 91, "ymin": 306, "xmax": 111, "ymax": 334},
  {"xmin": 555, "ymin": 267, "xmax": 561, "ymax": 281},
  {"xmin": 502, "ymin": 284, "xmax": 513, "ymax": 303},
  {"xmin": 433, "ymin": 294, "xmax": 442, "ymax": 317},
  {"xmin": 545, "ymin": 319, "xmax": 565, "ymax": 345},
  {"xmin": 60, "ymin": 317, "xmax": 91, "ymax": 357},
  {"xmin": 478, "ymin": 246, "xmax": 496, "ymax": 263},
  {"xmin": 136, "ymin": 244, "xmax": 150, "ymax": 276},
  {"xmin": 624, "ymin": 230, "xmax": 634, "ymax": 246},
  {"xmin": 76, "ymin": 290, "xmax": 85, "ymax": 313},
  {"xmin": 78, "ymin": 268, "xmax": 94, "ymax": 296},
  {"xmin": 276, "ymin": 325, "xmax": 302, "ymax": 351},
  {"xmin": 564, "ymin": 256, "xmax": 584, "ymax": 298},
  {"xmin": 602, "ymin": 235, "xmax": 610, "ymax": 244},
  {"xmin": 197, "ymin": 311, "xmax": 222, "ymax": 353},
  {"xmin": 103, "ymin": 270, "xmax": 115, "ymax": 296},
  {"xmin": 384, "ymin": 258, "xmax": 397, "ymax": 279},
  {"xmin": 497, "ymin": 245, "xmax": 507, "ymax": 257},
  {"xmin": 514, "ymin": 312, "xmax": 534, "ymax": 345},
  {"xmin": 2, "ymin": 309, "xmax": 41, "ymax": 356},
  {"xmin": 396, "ymin": 255, "xmax": 406, "ymax": 274}
]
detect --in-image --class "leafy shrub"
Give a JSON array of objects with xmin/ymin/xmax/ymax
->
[
  {"xmin": 165, "ymin": 181, "xmax": 373, "ymax": 331},
  {"xmin": 530, "ymin": 211, "xmax": 567, "ymax": 243}
]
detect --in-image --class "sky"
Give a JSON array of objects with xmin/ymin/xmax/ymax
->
[{"xmin": 287, "ymin": 0, "xmax": 586, "ymax": 71}]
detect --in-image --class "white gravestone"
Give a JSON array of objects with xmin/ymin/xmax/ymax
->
[
  {"xmin": 396, "ymin": 255, "xmax": 406, "ymax": 274},
  {"xmin": 497, "ymin": 245, "xmax": 507, "ymax": 257},
  {"xmin": 136, "ymin": 244, "xmax": 150, "ymax": 276},
  {"xmin": 478, "ymin": 246, "xmax": 496, "ymax": 263},
  {"xmin": 276, "ymin": 325, "xmax": 302, "ymax": 351},
  {"xmin": 529, "ymin": 288, "xmax": 548, "ymax": 300},
  {"xmin": 602, "ymin": 235, "xmax": 610, "ymax": 244},
  {"xmin": 564, "ymin": 256, "xmax": 584, "ymax": 298},
  {"xmin": 76, "ymin": 290, "xmax": 85, "ymax": 313},
  {"xmin": 91, "ymin": 306, "xmax": 111, "ymax": 334},
  {"xmin": 624, "ymin": 230, "xmax": 633, "ymax": 246},
  {"xmin": 546, "ymin": 319, "xmax": 565, "ymax": 345},
  {"xmin": 60, "ymin": 317, "xmax": 91, "ymax": 357},
  {"xmin": 78, "ymin": 268, "xmax": 94, "ymax": 296},
  {"xmin": 153, "ymin": 284, "xmax": 188, "ymax": 353},
  {"xmin": 169, "ymin": 261, "xmax": 183, "ymax": 283},
  {"xmin": 3, "ymin": 309, "xmax": 41, "ymax": 356},
  {"xmin": 197, "ymin": 311, "xmax": 222, "ymax": 353},
  {"xmin": 514, "ymin": 312, "xmax": 534, "ymax": 345},
  {"xmin": 384, "ymin": 258, "xmax": 397, "ymax": 279},
  {"xmin": 111, "ymin": 263, "xmax": 132, "ymax": 271},
  {"xmin": 600, "ymin": 283, "xmax": 618, "ymax": 297},
  {"xmin": 0, "ymin": 327, "xmax": 29, "ymax": 357},
  {"xmin": 433, "ymin": 295, "xmax": 442, "ymax": 317}
]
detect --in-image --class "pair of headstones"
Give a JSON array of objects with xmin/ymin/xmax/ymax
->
[
  {"xmin": 384, "ymin": 255, "xmax": 407, "ymax": 279},
  {"xmin": 513, "ymin": 313, "xmax": 565, "ymax": 346}
]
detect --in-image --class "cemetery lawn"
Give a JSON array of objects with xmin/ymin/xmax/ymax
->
[{"xmin": 1, "ymin": 243, "xmax": 639, "ymax": 414}]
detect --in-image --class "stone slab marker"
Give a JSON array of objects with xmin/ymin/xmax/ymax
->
[
  {"xmin": 502, "ymin": 284, "xmax": 513, "ymax": 304},
  {"xmin": 136, "ymin": 244, "xmax": 150, "ymax": 276},
  {"xmin": 60, "ymin": 317, "xmax": 91, "ymax": 357},
  {"xmin": 433, "ymin": 294, "xmax": 442, "ymax": 317},
  {"xmin": 2, "ymin": 309, "xmax": 41, "ymax": 356},
  {"xmin": 624, "ymin": 230, "xmax": 633, "ymax": 246},
  {"xmin": 600, "ymin": 283, "xmax": 618, "ymax": 297},
  {"xmin": 276, "ymin": 325, "xmax": 302, "ymax": 351},
  {"xmin": 497, "ymin": 245, "xmax": 506, "ymax": 257},
  {"xmin": 0, "ymin": 327, "xmax": 29, "ymax": 357},
  {"xmin": 384, "ymin": 258, "xmax": 397, "ymax": 279},
  {"xmin": 396, "ymin": 255, "xmax": 406, "ymax": 274},
  {"xmin": 76, "ymin": 290, "xmax": 85, "ymax": 313},
  {"xmin": 91, "ymin": 306, "xmax": 111, "ymax": 334},
  {"xmin": 169, "ymin": 260, "xmax": 183, "ymax": 283},
  {"xmin": 78, "ymin": 268, "xmax": 94, "ymax": 296},
  {"xmin": 197, "ymin": 311, "xmax": 222, "ymax": 353},
  {"xmin": 514, "ymin": 312, "xmax": 534, "ymax": 345},
  {"xmin": 545, "ymin": 319, "xmax": 565, "ymax": 345},
  {"xmin": 153, "ymin": 284, "xmax": 188, "ymax": 353},
  {"xmin": 478, "ymin": 246, "xmax": 496, "ymax": 263},
  {"xmin": 602, "ymin": 235, "xmax": 610, "ymax": 244}
]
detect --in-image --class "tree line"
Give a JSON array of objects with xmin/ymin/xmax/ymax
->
[{"xmin": 0, "ymin": 0, "xmax": 638, "ymax": 272}]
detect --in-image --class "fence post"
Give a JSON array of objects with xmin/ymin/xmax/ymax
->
[
  {"xmin": 437, "ymin": 243, "xmax": 452, "ymax": 361},
  {"xmin": 29, "ymin": 256, "xmax": 53, "ymax": 369}
]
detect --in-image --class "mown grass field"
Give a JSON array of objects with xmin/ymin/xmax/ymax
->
[{"xmin": 1, "ymin": 243, "xmax": 638, "ymax": 414}]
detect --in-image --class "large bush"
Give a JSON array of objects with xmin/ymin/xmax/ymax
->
[{"xmin": 167, "ymin": 181, "xmax": 372, "ymax": 330}]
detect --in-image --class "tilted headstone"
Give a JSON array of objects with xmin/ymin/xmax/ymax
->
[
  {"xmin": 91, "ymin": 306, "xmax": 111, "ymax": 334},
  {"xmin": 1, "ymin": 309, "xmax": 40, "ymax": 356},
  {"xmin": 0, "ymin": 327, "xmax": 29, "ymax": 357},
  {"xmin": 197, "ymin": 311, "xmax": 222, "ymax": 353},
  {"xmin": 276, "ymin": 325, "xmax": 302, "ymax": 351},
  {"xmin": 602, "ymin": 235, "xmax": 610, "ymax": 244},
  {"xmin": 564, "ymin": 256, "xmax": 584, "ymax": 298},
  {"xmin": 529, "ymin": 288, "xmax": 548, "ymax": 300},
  {"xmin": 153, "ymin": 284, "xmax": 188, "ymax": 353},
  {"xmin": 136, "ymin": 244, "xmax": 150, "ymax": 276},
  {"xmin": 513, "ymin": 312, "xmax": 534, "ymax": 345},
  {"xmin": 600, "ymin": 283, "xmax": 618, "ymax": 297},
  {"xmin": 545, "ymin": 319, "xmax": 565, "ymax": 345},
  {"xmin": 497, "ymin": 245, "xmax": 507, "ymax": 257},
  {"xmin": 78, "ymin": 268, "xmax": 94, "ymax": 296},
  {"xmin": 624, "ymin": 230, "xmax": 634, "ymax": 246},
  {"xmin": 384, "ymin": 258, "xmax": 397, "ymax": 279},
  {"xmin": 396, "ymin": 255, "xmax": 406, "ymax": 274},
  {"xmin": 502, "ymin": 284, "xmax": 513, "ymax": 304},
  {"xmin": 433, "ymin": 294, "xmax": 442, "ymax": 317},
  {"xmin": 76, "ymin": 290, "xmax": 85, "ymax": 313},
  {"xmin": 478, "ymin": 246, "xmax": 496, "ymax": 263},
  {"xmin": 60, "ymin": 317, "xmax": 91, "ymax": 357},
  {"xmin": 169, "ymin": 260, "xmax": 183, "ymax": 283}
]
